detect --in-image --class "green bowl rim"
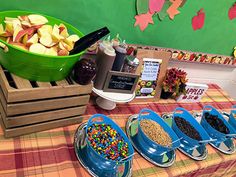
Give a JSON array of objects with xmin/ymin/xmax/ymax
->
[{"xmin": 0, "ymin": 10, "xmax": 85, "ymax": 59}]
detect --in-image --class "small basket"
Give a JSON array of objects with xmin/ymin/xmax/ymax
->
[
  {"xmin": 201, "ymin": 105, "xmax": 236, "ymax": 142},
  {"xmin": 85, "ymin": 114, "xmax": 134, "ymax": 173},
  {"xmin": 172, "ymin": 107, "xmax": 211, "ymax": 148},
  {"xmin": 229, "ymin": 105, "xmax": 236, "ymax": 130},
  {"xmin": 137, "ymin": 108, "xmax": 180, "ymax": 154}
]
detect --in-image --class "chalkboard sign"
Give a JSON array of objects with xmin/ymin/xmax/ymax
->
[{"xmin": 103, "ymin": 71, "xmax": 139, "ymax": 94}]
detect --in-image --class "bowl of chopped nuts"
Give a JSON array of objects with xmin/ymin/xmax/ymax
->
[{"xmin": 137, "ymin": 109, "xmax": 180, "ymax": 154}]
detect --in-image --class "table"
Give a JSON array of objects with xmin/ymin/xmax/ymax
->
[
  {"xmin": 0, "ymin": 84, "xmax": 236, "ymax": 177},
  {"xmin": 92, "ymin": 87, "xmax": 135, "ymax": 110}
]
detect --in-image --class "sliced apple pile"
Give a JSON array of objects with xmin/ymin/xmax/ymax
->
[{"xmin": 0, "ymin": 14, "xmax": 80, "ymax": 56}]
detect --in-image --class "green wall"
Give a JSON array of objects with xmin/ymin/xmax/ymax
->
[{"xmin": 1, "ymin": 0, "xmax": 236, "ymax": 56}]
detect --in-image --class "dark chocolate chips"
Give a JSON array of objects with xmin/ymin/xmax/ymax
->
[
  {"xmin": 175, "ymin": 116, "xmax": 202, "ymax": 141},
  {"xmin": 204, "ymin": 112, "xmax": 229, "ymax": 134}
]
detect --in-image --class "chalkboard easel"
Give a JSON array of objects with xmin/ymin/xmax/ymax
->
[{"xmin": 103, "ymin": 71, "xmax": 139, "ymax": 94}]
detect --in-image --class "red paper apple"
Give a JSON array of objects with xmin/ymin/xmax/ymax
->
[
  {"xmin": 229, "ymin": 3, "xmax": 236, "ymax": 20},
  {"xmin": 192, "ymin": 9, "xmax": 205, "ymax": 31}
]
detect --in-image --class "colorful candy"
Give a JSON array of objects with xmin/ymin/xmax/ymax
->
[{"xmin": 87, "ymin": 124, "xmax": 129, "ymax": 161}]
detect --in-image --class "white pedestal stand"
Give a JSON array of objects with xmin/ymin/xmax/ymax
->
[{"xmin": 92, "ymin": 87, "xmax": 135, "ymax": 110}]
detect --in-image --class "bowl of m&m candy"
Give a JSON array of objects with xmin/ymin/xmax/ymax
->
[{"xmin": 86, "ymin": 114, "xmax": 134, "ymax": 174}]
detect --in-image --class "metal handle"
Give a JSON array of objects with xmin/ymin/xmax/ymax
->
[{"xmin": 0, "ymin": 42, "xmax": 8, "ymax": 52}]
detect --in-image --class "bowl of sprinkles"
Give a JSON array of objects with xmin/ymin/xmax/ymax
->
[
  {"xmin": 137, "ymin": 109, "xmax": 180, "ymax": 154},
  {"xmin": 172, "ymin": 107, "xmax": 211, "ymax": 148},
  {"xmin": 86, "ymin": 114, "xmax": 134, "ymax": 169}
]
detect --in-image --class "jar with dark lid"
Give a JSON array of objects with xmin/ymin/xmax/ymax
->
[
  {"xmin": 72, "ymin": 58, "xmax": 97, "ymax": 85},
  {"xmin": 122, "ymin": 56, "xmax": 139, "ymax": 73}
]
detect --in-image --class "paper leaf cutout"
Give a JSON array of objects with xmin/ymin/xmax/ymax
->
[
  {"xmin": 158, "ymin": 1, "xmax": 172, "ymax": 21},
  {"xmin": 134, "ymin": 12, "xmax": 154, "ymax": 31},
  {"xmin": 167, "ymin": 0, "xmax": 182, "ymax": 20},
  {"xmin": 136, "ymin": 0, "xmax": 149, "ymax": 15},
  {"xmin": 149, "ymin": 0, "xmax": 165, "ymax": 14},
  {"xmin": 192, "ymin": 9, "xmax": 205, "ymax": 31},
  {"xmin": 228, "ymin": 3, "xmax": 236, "ymax": 20}
]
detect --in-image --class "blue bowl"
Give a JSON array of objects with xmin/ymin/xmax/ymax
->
[
  {"xmin": 172, "ymin": 107, "xmax": 211, "ymax": 148},
  {"xmin": 137, "ymin": 109, "xmax": 180, "ymax": 155},
  {"xmin": 229, "ymin": 105, "xmax": 236, "ymax": 130},
  {"xmin": 85, "ymin": 114, "xmax": 134, "ymax": 173},
  {"xmin": 201, "ymin": 105, "xmax": 236, "ymax": 142}
]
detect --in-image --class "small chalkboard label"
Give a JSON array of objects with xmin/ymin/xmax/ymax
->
[{"xmin": 103, "ymin": 71, "xmax": 139, "ymax": 94}]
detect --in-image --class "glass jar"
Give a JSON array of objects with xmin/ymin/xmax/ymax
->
[{"xmin": 122, "ymin": 56, "xmax": 139, "ymax": 73}]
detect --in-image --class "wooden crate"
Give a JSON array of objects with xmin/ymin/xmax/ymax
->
[{"xmin": 0, "ymin": 65, "xmax": 92, "ymax": 137}]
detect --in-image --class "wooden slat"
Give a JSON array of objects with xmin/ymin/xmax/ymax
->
[
  {"xmin": 0, "ymin": 114, "xmax": 83, "ymax": 138},
  {"xmin": 0, "ymin": 101, "xmax": 86, "ymax": 128},
  {"xmin": 7, "ymin": 83, "xmax": 92, "ymax": 102},
  {"xmin": 56, "ymin": 80, "xmax": 69, "ymax": 86},
  {"xmin": 0, "ymin": 66, "xmax": 12, "ymax": 101},
  {"xmin": 11, "ymin": 74, "xmax": 32, "ymax": 89},
  {"xmin": 36, "ymin": 82, "xmax": 52, "ymax": 87},
  {"xmin": 6, "ymin": 94, "xmax": 90, "ymax": 116}
]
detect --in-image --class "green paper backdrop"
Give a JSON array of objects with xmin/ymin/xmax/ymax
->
[{"xmin": 0, "ymin": 0, "xmax": 236, "ymax": 56}]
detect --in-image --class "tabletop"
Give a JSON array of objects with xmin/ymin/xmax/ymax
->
[{"xmin": 0, "ymin": 84, "xmax": 236, "ymax": 177}]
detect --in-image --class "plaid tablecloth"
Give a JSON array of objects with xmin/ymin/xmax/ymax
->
[{"xmin": 0, "ymin": 84, "xmax": 236, "ymax": 177}]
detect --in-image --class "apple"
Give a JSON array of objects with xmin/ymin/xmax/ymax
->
[
  {"xmin": 45, "ymin": 47, "xmax": 57, "ymax": 56},
  {"xmin": 228, "ymin": 3, "xmax": 236, "ymax": 20},
  {"xmin": 26, "ymin": 33, "xmax": 38, "ymax": 46},
  {"xmin": 59, "ymin": 23, "xmax": 69, "ymax": 38},
  {"xmin": 39, "ymin": 33, "xmax": 55, "ymax": 47},
  {"xmin": 38, "ymin": 25, "xmax": 53, "ymax": 36},
  {"xmin": 51, "ymin": 24, "xmax": 64, "ymax": 42},
  {"xmin": 0, "ymin": 24, "xmax": 5, "ymax": 35},
  {"xmin": 192, "ymin": 9, "xmax": 205, "ymax": 31},
  {"xmin": 29, "ymin": 43, "xmax": 46, "ymax": 54},
  {"xmin": 9, "ymin": 42, "xmax": 28, "ymax": 51},
  {"xmin": 28, "ymin": 14, "xmax": 48, "ymax": 25},
  {"xmin": 13, "ymin": 25, "xmax": 23, "ymax": 42},
  {"xmin": 58, "ymin": 49, "xmax": 69, "ymax": 56}
]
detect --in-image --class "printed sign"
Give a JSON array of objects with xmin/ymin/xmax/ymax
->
[
  {"xmin": 136, "ymin": 58, "xmax": 162, "ymax": 98},
  {"xmin": 176, "ymin": 83, "xmax": 208, "ymax": 102}
]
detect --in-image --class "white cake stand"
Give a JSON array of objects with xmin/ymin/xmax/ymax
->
[{"xmin": 92, "ymin": 87, "xmax": 135, "ymax": 110}]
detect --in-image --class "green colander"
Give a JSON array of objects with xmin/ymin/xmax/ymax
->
[{"xmin": 0, "ymin": 10, "xmax": 84, "ymax": 82}]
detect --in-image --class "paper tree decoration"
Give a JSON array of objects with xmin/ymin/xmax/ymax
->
[
  {"xmin": 134, "ymin": 0, "xmax": 185, "ymax": 31},
  {"xmin": 192, "ymin": 9, "xmax": 205, "ymax": 31}
]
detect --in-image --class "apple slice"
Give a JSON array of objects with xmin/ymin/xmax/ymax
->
[
  {"xmin": 58, "ymin": 49, "xmax": 69, "ymax": 56},
  {"xmin": 10, "ymin": 42, "xmax": 28, "ymax": 51},
  {"xmin": 67, "ymin": 34, "xmax": 80, "ymax": 42},
  {"xmin": 5, "ymin": 17, "xmax": 19, "ymax": 22},
  {"xmin": 51, "ymin": 24, "xmax": 64, "ymax": 42},
  {"xmin": 28, "ymin": 14, "xmax": 48, "ymax": 25},
  {"xmin": 0, "ymin": 24, "xmax": 5, "ymax": 35},
  {"xmin": 59, "ymin": 23, "xmax": 69, "ymax": 38},
  {"xmin": 39, "ymin": 33, "xmax": 56, "ymax": 47},
  {"xmin": 13, "ymin": 25, "xmax": 23, "ymax": 42},
  {"xmin": 45, "ymin": 47, "xmax": 58, "ymax": 56},
  {"xmin": 60, "ymin": 41, "xmax": 73, "ymax": 51},
  {"xmin": 38, "ymin": 25, "xmax": 53, "ymax": 36},
  {"xmin": 18, "ymin": 15, "xmax": 29, "ymax": 22},
  {"xmin": 29, "ymin": 43, "xmax": 46, "ymax": 54},
  {"xmin": 6, "ymin": 37, "xmax": 13, "ymax": 43},
  {"xmin": 58, "ymin": 41, "xmax": 66, "ymax": 50},
  {"xmin": 27, "ymin": 33, "xmax": 38, "ymax": 46},
  {"xmin": 21, "ymin": 21, "xmax": 32, "ymax": 28}
]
